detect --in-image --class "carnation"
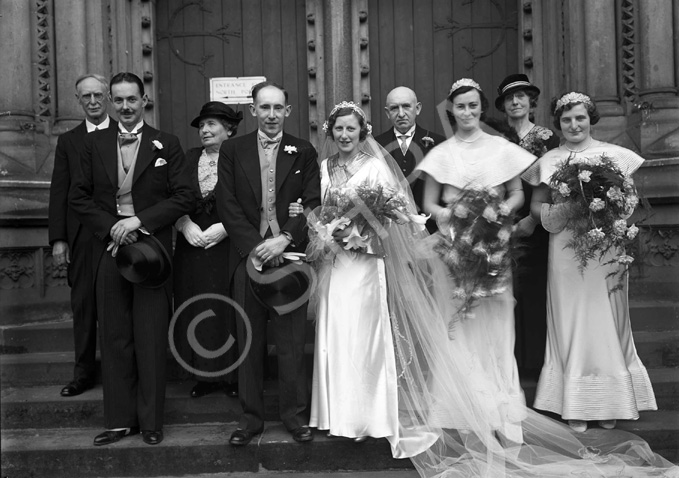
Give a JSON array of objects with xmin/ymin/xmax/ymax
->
[
  {"xmin": 607, "ymin": 186, "xmax": 624, "ymax": 204},
  {"xmin": 612, "ymin": 219, "xmax": 628, "ymax": 236},
  {"xmin": 453, "ymin": 204, "xmax": 470, "ymax": 218},
  {"xmin": 497, "ymin": 202, "xmax": 511, "ymax": 217},
  {"xmin": 587, "ymin": 227, "xmax": 605, "ymax": 242},
  {"xmin": 578, "ymin": 170, "xmax": 592, "ymax": 183},
  {"xmin": 482, "ymin": 206, "xmax": 498, "ymax": 222},
  {"xmin": 557, "ymin": 182, "xmax": 571, "ymax": 197},
  {"xmin": 626, "ymin": 224, "xmax": 639, "ymax": 240},
  {"xmin": 489, "ymin": 252, "xmax": 504, "ymax": 265},
  {"xmin": 589, "ymin": 198, "xmax": 606, "ymax": 212},
  {"xmin": 497, "ymin": 228, "xmax": 512, "ymax": 244}
]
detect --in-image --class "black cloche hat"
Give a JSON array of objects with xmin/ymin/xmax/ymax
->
[
  {"xmin": 495, "ymin": 74, "xmax": 541, "ymax": 110},
  {"xmin": 116, "ymin": 234, "xmax": 172, "ymax": 288},
  {"xmin": 190, "ymin": 101, "xmax": 243, "ymax": 128}
]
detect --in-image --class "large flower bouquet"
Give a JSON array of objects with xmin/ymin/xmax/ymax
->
[
  {"xmin": 549, "ymin": 153, "xmax": 641, "ymax": 285},
  {"xmin": 307, "ymin": 182, "xmax": 427, "ymax": 258},
  {"xmin": 434, "ymin": 188, "xmax": 515, "ymax": 320}
]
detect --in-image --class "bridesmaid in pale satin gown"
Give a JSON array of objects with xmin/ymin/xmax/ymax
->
[{"xmin": 523, "ymin": 92, "xmax": 656, "ymax": 433}]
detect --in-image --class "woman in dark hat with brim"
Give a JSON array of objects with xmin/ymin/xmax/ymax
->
[
  {"xmin": 495, "ymin": 74, "xmax": 559, "ymax": 380},
  {"xmin": 173, "ymin": 102, "xmax": 243, "ymax": 398}
]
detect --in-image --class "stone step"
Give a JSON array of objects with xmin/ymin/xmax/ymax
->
[
  {"xmin": 2, "ymin": 412, "xmax": 677, "ymax": 478},
  {"xmin": 2, "ymin": 301, "xmax": 677, "ymax": 355},
  {"xmin": 3, "ymin": 369, "xmax": 678, "ymax": 432}
]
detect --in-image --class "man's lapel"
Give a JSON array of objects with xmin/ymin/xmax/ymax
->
[
  {"xmin": 132, "ymin": 124, "xmax": 158, "ymax": 184},
  {"xmin": 99, "ymin": 128, "xmax": 119, "ymax": 188},
  {"xmin": 411, "ymin": 125, "xmax": 426, "ymax": 149},
  {"xmin": 240, "ymin": 131, "xmax": 262, "ymax": 202},
  {"xmin": 275, "ymin": 134, "xmax": 296, "ymax": 194}
]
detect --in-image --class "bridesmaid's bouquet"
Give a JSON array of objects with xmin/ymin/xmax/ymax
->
[
  {"xmin": 549, "ymin": 153, "xmax": 642, "ymax": 287},
  {"xmin": 434, "ymin": 188, "xmax": 516, "ymax": 320},
  {"xmin": 308, "ymin": 182, "xmax": 428, "ymax": 257}
]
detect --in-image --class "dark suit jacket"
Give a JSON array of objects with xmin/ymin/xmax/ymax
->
[
  {"xmin": 375, "ymin": 124, "xmax": 446, "ymax": 217},
  {"xmin": 69, "ymin": 123, "xmax": 196, "ymax": 270},
  {"xmin": 48, "ymin": 119, "xmax": 117, "ymax": 248},
  {"xmin": 216, "ymin": 131, "xmax": 321, "ymax": 281}
]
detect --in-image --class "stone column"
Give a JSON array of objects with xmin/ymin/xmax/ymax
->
[
  {"xmin": 636, "ymin": 0, "xmax": 679, "ymax": 158},
  {"xmin": 323, "ymin": 0, "xmax": 354, "ymax": 108}
]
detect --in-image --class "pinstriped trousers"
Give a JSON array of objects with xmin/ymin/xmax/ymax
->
[{"xmin": 96, "ymin": 252, "xmax": 169, "ymax": 431}]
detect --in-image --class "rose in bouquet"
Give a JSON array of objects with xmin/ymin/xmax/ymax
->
[
  {"xmin": 307, "ymin": 182, "xmax": 428, "ymax": 259},
  {"xmin": 549, "ymin": 153, "xmax": 642, "ymax": 288},
  {"xmin": 434, "ymin": 188, "xmax": 515, "ymax": 321}
]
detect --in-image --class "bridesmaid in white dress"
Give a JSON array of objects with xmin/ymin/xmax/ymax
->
[
  {"xmin": 523, "ymin": 92, "xmax": 657, "ymax": 433},
  {"xmin": 416, "ymin": 79, "xmax": 536, "ymax": 441}
]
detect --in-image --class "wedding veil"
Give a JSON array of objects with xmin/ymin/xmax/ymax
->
[{"xmin": 306, "ymin": 106, "xmax": 678, "ymax": 477}]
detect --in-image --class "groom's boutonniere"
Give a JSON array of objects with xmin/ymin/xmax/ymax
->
[
  {"xmin": 284, "ymin": 145, "xmax": 297, "ymax": 154},
  {"xmin": 151, "ymin": 139, "xmax": 163, "ymax": 151},
  {"xmin": 422, "ymin": 135, "xmax": 435, "ymax": 148}
]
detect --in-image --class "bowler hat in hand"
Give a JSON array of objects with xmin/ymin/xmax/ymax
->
[
  {"xmin": 190, "ymin": 101, "xmax": 243, "ymax": 128},
  {"xmin": 495, "ymin": 74, "xmax": 541, "ymax": 110},
  {"xmin": 116, "ymin": 234, "xmax": 172, "ymax": 288},
  {"xmin": 247, "ymin": 258, "xmax": 314, "ymax": 315}
]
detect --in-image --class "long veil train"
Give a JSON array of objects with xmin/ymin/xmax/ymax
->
[{"xmin": 310, "ymin": 133, "xmax": 678, "ymax": 477}]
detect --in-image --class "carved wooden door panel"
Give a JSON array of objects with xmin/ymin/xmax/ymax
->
[
  {"xmin": 367, "ymin": 0, "xmax": 519, "ymax": 137},
  {"xmin": 155, "ymin": 0, "xmax": 310, "ymax": 149}
]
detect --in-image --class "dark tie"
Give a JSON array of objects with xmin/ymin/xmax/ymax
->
[{"xmin": 118, "ymin": 132, "xmax": 139, "ymax": 172}]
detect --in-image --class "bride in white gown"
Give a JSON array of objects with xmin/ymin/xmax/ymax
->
[{"xmin": 291, "ymin": 100, "xmax": 678, "ymax": 477}]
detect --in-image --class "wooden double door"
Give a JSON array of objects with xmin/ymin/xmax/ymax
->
[{"xmin": 156, "ymin": 0, "xmax": 518, "ymax": 147}]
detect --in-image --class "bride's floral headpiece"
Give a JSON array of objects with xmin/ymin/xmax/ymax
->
[
  {"xmin": 449, "ymin": 78, "xmax": 482, "ymax": 95},
  {"xmin": 322, "ymin": 101, "xmax": 372, "ymax": 135},
  {"xmin": 555, "ymin": 92, "xmax": 592, "ymax": 112}
]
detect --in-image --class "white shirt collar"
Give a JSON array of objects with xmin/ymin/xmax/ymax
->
[
  {"xmin": 119, "ymin": 120, "xmax": 145, "ymax": 135},
  {"xmin": 85, "ymin": 115, "xmax": 110, "ymax": 133},
  {"xmin": 393, "ymin": 124, "xmax": 416, "ymax": 138}
]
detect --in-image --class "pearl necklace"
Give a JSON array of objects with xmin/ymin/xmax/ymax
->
[
  {"xmin": 455, "ymin": 131, "xmax": 483, "ymax": 143},
  {"xmin": 564, "ymin": 138, "xmax": 593, "ymax": 153}
]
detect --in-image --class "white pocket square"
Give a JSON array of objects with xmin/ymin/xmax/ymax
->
[
  {"xmin": 155, "ymin": 158, "xmax": 167, "ymax": 167},
  {"xmin": 294, "ymin": 170, "xmax": 301, "ymax": 174}
]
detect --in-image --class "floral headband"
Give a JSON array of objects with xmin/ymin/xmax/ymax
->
[
  {"xmin": 449, "ymin": 78, "xmax": 482, "ymax": 96},
  {"xmin": 555, "ymin": 92, "xmax": 592, "ymax": 112},
  {"xmin": 322, "ymin": 101, "xmax": 372, "ymax": 134}
]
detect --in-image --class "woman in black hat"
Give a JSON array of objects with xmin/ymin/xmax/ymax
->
[
  {"xmin": 173, "ymin": 102, "xmax": 243, "ymax": 398},
  {"xmin": 496, "ymin": 74, "xmax": 559, "ymax": 380}
]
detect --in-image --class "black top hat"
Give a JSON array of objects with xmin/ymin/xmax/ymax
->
[
  {"xmin": 247, "ymin": 259, "xmax": 314, "ymax": 315},
  {"xmin": 495, "ymin": 74, "xmax": 541, "ymax": 110},
  {"xmin": 116, "ymin": 234, "xmax": 172, "ymax": 288},
  {"xmin": 190, "ymin": 101, "xmax": 243, "ymax": 128}
]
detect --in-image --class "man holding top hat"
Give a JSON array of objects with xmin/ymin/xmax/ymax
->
[
  {"xmin": 70, "ymin": 72, "xmax": 195, "ymax": 446},
  {"xmin": 216, "ymin": 81, "xmax": 321, "ymax": 446}
]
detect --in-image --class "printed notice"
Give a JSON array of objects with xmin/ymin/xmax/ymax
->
[{"xmin": 210, "ymin": 76, "xmax": 266, "ymax": 104}]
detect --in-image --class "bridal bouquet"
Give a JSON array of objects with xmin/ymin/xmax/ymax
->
[
  {"xmin": 434, "ymin": 188, "xmax": 515, "ymax": 320},
  {"xmin": 307, "ymin": 182, "xmax": 428, "ymax": 257},
  {"xmin": 549, "ymin": 153, "xmax": 641, "ymax": 286}
]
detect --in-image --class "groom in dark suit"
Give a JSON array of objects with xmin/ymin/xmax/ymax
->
[
  {"xmin": 49, "ymin": 74, "xmax": 116, "ymax": 397},
  {"xmin": 216, "ymin": 81, "xmax": 320, "ymax": 446},
  {"xmin": 375, "ymin": 86, "xmax": 445, "ymax": 232},
  {"xmin": 70, "ymin": 72, "xmax": 195, "ymax": 446}
]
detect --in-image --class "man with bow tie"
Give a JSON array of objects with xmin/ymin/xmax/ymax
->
[
  {"xmin": 216, "ymin": 81, "xmax": 321, "ymax": 446},
  {"xmin": 49, "ymin": 74, "xmax": 117, "ymax": 398},
  {"xmin": 70, "ymin": 72, "xmax": 195, "ymax": 446},
  {"xmin": 375, "ymin": 87, "xmax": 445, "ymax": 232}
]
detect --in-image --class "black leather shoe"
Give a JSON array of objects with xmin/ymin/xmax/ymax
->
[
  {"xmin": 60, "ymin": 380, "xmax": 94, "ymax": 397},
  {"xmin": 190, "ymin": 381, "xmax": 222, "ymax": 398},
  {"xmin": 291, "ymin": 426, "xmax": 313, "ymax": 443},
  {"xmin": 142, "ymin": 430, "xmax": 164, "ymax": 445},
  {"xmin": 93, "ymin": 427, "xmax": 139, "ymax": 446},
  {"xmin": 229, "ymin": 428, "xmax": 262, "ymax": 446}
]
